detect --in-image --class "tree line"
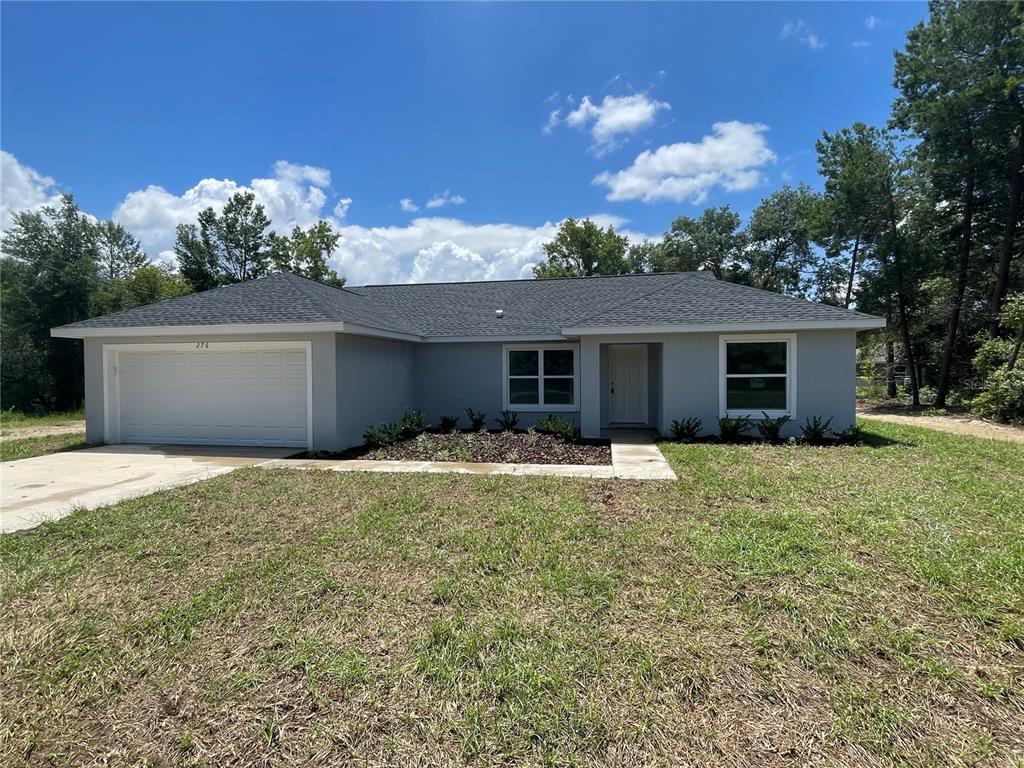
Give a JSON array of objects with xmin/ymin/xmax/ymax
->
[
  {"xmin": 533, "ymin": 0, "xmax": 1024, "ymax": 420},
  {"xmin": 0, "ymin": 192, "xmax": 344, "ymax": 412}
]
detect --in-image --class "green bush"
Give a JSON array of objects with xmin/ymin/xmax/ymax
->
[
  {"xmin": 363, "ymin": 421, "xmax": 402, "ymax": 448},
  {"xmin": 800, "ymin": 415, "xmax": 833, "ymax": 444},
  {"xmin": 670, "ymin": 417, "xmax": 702, "ymax": 442},
  {"xmin": 537, "ymin": 414, "xmax": 580, "ymax": 441},
  {"xmin": 973, "ymin": 337, "xmax": 1015, "ymax": 378},
  {"xmin": 399, "ymin": 409, "xmax": 429, "ymax": 438},
  {"xmin": 438, "ymin": 415, "xmax": 459, "ymax": 432},
  {"xmin": 972, "ymin": 366, "xmax": 1024, "ymax": 424},
  {"xmin": 755, "ymin": 413, "xmax": 790, "ymax": 442},
  {"xmin": 717, "ymin": 416, "xmax": 752, "ymax": 442},
  {"xmin": 834, "ymin": 423, "xmax": 865, "ymax": 445},
  {"xmin": 464, "ymin": 408, "xmax": 487, "ymax": 431},
  {"xmin": 494, "ymin": 410, "xmax": 519, "ymax": 431}
]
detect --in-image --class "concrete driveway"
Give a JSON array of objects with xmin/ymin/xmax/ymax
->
[{"xmin": 1, "ymin": 444, "xmax": 296, "ymax": 534}]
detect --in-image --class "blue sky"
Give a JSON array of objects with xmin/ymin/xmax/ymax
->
[{"xmin": 1, "ymin": 1, "xmax": 927, "ymax": 284}]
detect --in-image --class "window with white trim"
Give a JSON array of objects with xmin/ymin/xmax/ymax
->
[
  {"xmin": 503, "ymin": 345, "xmax": 578, "ymax": 411},
  {"xmin": 720, "ymin": 334, "xmax": 795, "ymax": 417}
]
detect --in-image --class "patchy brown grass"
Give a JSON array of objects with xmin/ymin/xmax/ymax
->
[{"xmin": 1, "ymin": 418, "xmax": 1022, "ymax": 766}]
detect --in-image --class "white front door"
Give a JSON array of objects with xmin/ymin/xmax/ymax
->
[{"xmin": 609, "ymin": 344, "xmax": 648, "ymax": 424}]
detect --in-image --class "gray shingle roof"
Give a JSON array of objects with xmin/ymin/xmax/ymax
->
[{"xmin": 54, "ymin": 270, "xmax": 882, "ymax": 336}]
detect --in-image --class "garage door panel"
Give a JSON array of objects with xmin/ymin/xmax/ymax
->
[{"xmin": 113, "ymin": 345, "xmax": 309, "ymax": 448}]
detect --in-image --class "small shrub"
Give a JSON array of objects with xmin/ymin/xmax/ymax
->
[
  {"xmin": 670, "ymin": 417, "xmax": 702, "ymax": 442},
  {"xmin": 800, "ymin": 415, "xmax": 833, "ymax": 444},
  {"xmin": 464, "ymin": 408, "xmax": 487, "ymax": 431},
  {"xmin": 363, "ymin": 421, "xmax": 402, "ymax": 448},
  {"xmin": 835, "ymin": 423, "xmax": 865, "ymax": 445},
  {"xmin": 537, "ymin": 414, "xmax": 580, "ymax": 441},
  {"xmin": 717, "ymin": 416, "xmax": 752, "ymax": 442},
  {"xmin": 494, "ymin": 409, "xmax": 519, "ymax": 431},
  {"xmin": 972, "ymin": 366, "xmax": 1024, "ymax": 424},
  {"xmin": 399, "ymin": 409, "xmax": 429, "ymax": 438},
  {"xmin": 756, "ymin": 413, "xmax": 790, "ymax": 442},
  {"xmin": 438, "ymin": 415, "xmax": 459, "ymax": 432}
]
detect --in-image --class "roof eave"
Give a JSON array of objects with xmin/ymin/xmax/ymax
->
[{"xmin": 560, "ymin": 318, "xmax": 886, "ymax": 336}]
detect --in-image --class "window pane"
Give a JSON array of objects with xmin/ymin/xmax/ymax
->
[
  {"xmin": 544, "ymin": 377, "xmax": 574, "ymax": 405},
  {"xmin": 509, "ymin": 377, "xmax": 539, "ymax": 404},
  {"xmin": 726, "ymin": 376, "xmax": 787, "ymax": 410},
  {"xmin": 544, "ymin": 349, "xmax": 574, "ymax": 376},
  {"xmin": 726, "ymin": 342, "xmax": 787, "ymax": 375},
  {"xmin": 509, "ymin": 350, "xmax": 538, "ymax": 376}
]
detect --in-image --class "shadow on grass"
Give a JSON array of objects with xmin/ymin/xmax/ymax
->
[{"xmin": 658, "ymin": 431, "xmax": 914, "ymax": 450}]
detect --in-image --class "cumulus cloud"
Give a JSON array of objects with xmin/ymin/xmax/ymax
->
[
  {"xmin": 781, "ymin": 19, "xmax": 826, "ymax": 50},
  {"xmin": 113, "ymin": 161, "xmax": 338, "ymax": 261},
  {"xmin": 1, "ymin": 151, "xmax": 65, "ymax": 228},
  {"xmin": 546, "ymin": 92, "xmax": 670, "ymax": 155},
  {"xmin": 593, "ymin": 121, "xmax": 776, "ymax": 204},
  {"xmin": 425, "ymin": 190, "xmax": 466, "ymax": 209},
  {"xmin": 864, "ymin": 15, "xmax": 881, "ymax": 30},
  {"xmin": 399, "ymin": 198, "xmax": 419, "ymax": 212}
]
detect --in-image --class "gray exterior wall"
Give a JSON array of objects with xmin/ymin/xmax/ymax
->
[
  {"xmin": 581, "ymin": 329, "xmax": 857, "ymax": 439},
  {"xmin": 413, "ymin": 342, "xmax": 580, "ymax": 430},
  {"xmin": 335, "ymin": 334, "xmax": 416, "ymax": 449},
  {"xmin": 82, "ymin": 332, "xmax": 340, "ymax": 450}
]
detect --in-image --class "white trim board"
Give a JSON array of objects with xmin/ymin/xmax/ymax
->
[{"xmin": 101, "ymin": 340, "xmax": 313, "ymax": 449}]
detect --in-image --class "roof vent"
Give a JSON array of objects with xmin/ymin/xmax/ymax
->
[{"xmin": 495, "ymin": 309, "xmax": 504, "ymax": 319}]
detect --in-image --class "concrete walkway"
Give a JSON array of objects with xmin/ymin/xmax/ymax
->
[
  {"xmin": 261, "ymin": 430, "xmax": 677, "ymax": 481},
  {"xmin": 1, "ymin": 444, "xmax": 294, "ymax": 533}
]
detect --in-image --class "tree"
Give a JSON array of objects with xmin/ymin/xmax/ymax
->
[
  {"xmin": 174, "ymin": 222, "xmax": 218, "ymax": 293},
  {"xmin": 91, "ymin": 264, "xmax": 191, "ymax": 316},
  {"xmin": 270, "ymin": 221, "xmax": 345, "ymax": 286},
  {"xmin": 533, "ymin": 218, "xmax": 630, "ymax": 278},
  {"xmin": 96, "ymin": 220, "xmax": 147, "ymax": 281},
  {"xmin": 653, "ymin": 206, "xmax": 745, "ymax": 280},
  {"xmin": 743, "ymin": 184, "xmax": 821, "ymax": 296},
  {"xmin": 893, "ymin": 0, "xmax": 1024, "ymax": 406}
]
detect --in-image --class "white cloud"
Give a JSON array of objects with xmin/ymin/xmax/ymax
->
[
  {"xmin": 547, "ymin": 92, "xmax": 670, "ymax": 155},
  {"xmin": 593, "ymin": 121, "xmax": 776, "ymax": 204},
  {"xmin": 399, "ymin": 198, "xmax": 419, "ymax": 212},
  {"xmin": 113, "ymin": 161, "xmax": 338, "ymax": 261},
  {"xmin": 852, "ymin": 39, "xmax": 871, "ymax": 49},
  {"xmin": 781, "ymin": 19, "xmax": 826, "ymax": 50},
  {"xmin": 425, "ymin": 190, "xmax": 466, "ymax": 209},
  {"xmin": 0, "ymin": 150, "xmax": 65, "ymax": 228},
  {"xmin": 864, "ymin": 15, "xmax": 881, "ymax": 30}
]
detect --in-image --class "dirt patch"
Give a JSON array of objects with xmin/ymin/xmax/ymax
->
[
  {"xmin": 858, "ymin": 407, "xmax": 1024, "ymax": 444},
  {"xmin": 307, "ymin": 430, "xmax": 613, "ymax": 465},
  {"xmin": 0, "ymin": 421, "xmax": 85, "ymax": 442}
]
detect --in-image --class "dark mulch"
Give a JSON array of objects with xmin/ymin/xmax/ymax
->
[{"xmin": 308, "ymin": 430, "xmax": 612, "ymax": 465}]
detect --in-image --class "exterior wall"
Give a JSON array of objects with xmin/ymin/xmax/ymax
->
[
  {"xmin": 413, "ymin": 342, "xmax": 581, "ymax": 430},
  {"xmin": 335, "ymin": 334, "xmax": 416, "ymax": 449},
  {"xmin": 581, "ymin": 329, "xmax": 858, "ymax": 439},
  {"xmin": 82, "ymin": 333, "xmax": 339, "ymax": 450}
]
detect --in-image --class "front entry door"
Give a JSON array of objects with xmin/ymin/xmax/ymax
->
[{"xmin": 609, "ymin": 344, "xmax": 648, "ymax": 423}]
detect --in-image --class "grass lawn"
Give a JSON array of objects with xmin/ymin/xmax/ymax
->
[
  {"xmin": 0, "ymin": 433, "xmax": 92, "ymax": 462},
  {"xmin": 1, "ymin": 419, "xmax": 1021, "ymax": 766},
  {"xmin": 1, "ymin": 410, "xmax": 84, "ymax": 435}
]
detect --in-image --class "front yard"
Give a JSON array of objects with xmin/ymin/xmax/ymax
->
[{"xmin": 1, "ymin": 419, "xmax": 1021, "ymax": 766}]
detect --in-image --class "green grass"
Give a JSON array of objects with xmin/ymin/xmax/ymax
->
[
  {"xmin": 0, "ymin": 432, "xmax": 92, "ymax": 461},
  {"xmin": 1, "ymin": 418, "xmax": 1021, "ymax": 766},
  {"xmin": 0, "ymin": 409, "xmax": 83, "ymax": 435}
]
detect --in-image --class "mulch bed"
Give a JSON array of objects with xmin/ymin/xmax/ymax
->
[{"xmin": 309, "ymin": 430, "xmax": 612, "ymax": 465}]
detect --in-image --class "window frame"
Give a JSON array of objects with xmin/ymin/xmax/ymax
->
[
  {"xmin": 718, "ymin": 333, "xmax": 797, "ymax": 419},
  {"xmin": 502, "ymin": 343, "xmax": 580, "ymax": 412}
]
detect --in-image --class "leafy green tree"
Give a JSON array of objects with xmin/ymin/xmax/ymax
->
[
  {"xmin": 743, "ymin": 184, "xmax": 821, "ymax": 296},
  {"xmin": 533, "ymin": 217, "xmax": 630, "ymax": 278},
  {"xmin": 91, "ymin": 264, "xmax": 191, "ymax": 316},
  {"xmin": 173, "ymin": 221, "xmax": 218, "ymax": 293},
  {"xmin": 654, "ymin": 206, "xmax": 745, "ymax": 280},
  {"xmin": 96, "ymin": 220, "xmax": 147, "ymax": 281},
  {"xmin": 270, "ymin": 221, "xmax": 345, "ymax": 286}
]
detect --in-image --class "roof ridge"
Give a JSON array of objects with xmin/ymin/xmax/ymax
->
[
  {"xmin": 568, "ymin": 272, "xmax": 699, "ymax": 327},
  {"xmin": 356, "ymin": 271, "xmax": 702, "ymax": 289}
]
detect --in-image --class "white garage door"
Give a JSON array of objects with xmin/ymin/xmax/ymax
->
[{"xmin": 109, "ymin": 343, "xmax": 310, "ymax": 448}]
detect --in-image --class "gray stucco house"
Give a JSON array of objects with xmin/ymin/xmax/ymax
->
[{"xmin": 52, "ymin": 271, "xmax": 884, "ymax": 450}]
